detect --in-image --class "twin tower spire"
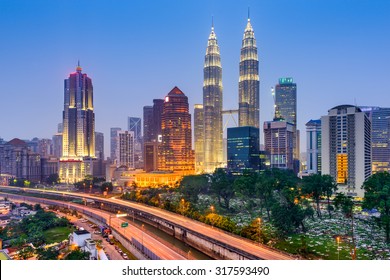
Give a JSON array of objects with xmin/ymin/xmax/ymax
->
[{"xmin": 201, "ymin": 15, "xmax": 259, "ymax": 173}]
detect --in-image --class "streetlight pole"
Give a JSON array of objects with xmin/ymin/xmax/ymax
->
[
  {"xmin": 336, "ymin": 236, "xmax": 340, "ymax": 260},
  {"xmin": 258, "ymin": 217, "xmax": 261, "ymax": 244},
  {"xmin": 181, "ymin": 198, "xmax": 185, "ymax": 215},
  {"xmin": 210, "ymin": 205, "xmax": 215, "ymax": 228}
]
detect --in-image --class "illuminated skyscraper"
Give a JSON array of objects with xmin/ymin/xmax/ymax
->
[
  {"xmin": 194, "ymin": 104, "xmax": 204, "ymax": 173},
  {"xmin": 159, "ymin": 86, "xmax": 194, "ymax": 172},
  {"xmin": 360, "ymin": 106, "xmax": 390, "ymax": 173},
  {"xmin": 203, "ymin": 23, "xmax": 223, "ymax": 173},
  {"xmin": 274, "ymin": 78, "xmax": 299, "ymax": 172},
  {"xmin": 238, "ymin": 17, "xmax": 259, "ymax": 128},
  {"xmin": 321, "ymin": 105, "xmax": 371, "ymax": 197},
  {"xmin": 59, "ymin": 63, "xmax": 95, "ymax": 183},
  {"xmin": 263, "ymin": 118, "xmax": 294, "ymax": 170}
]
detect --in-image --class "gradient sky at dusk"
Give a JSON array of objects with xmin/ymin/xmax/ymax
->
[{"xmin": 0, "ymin": 0, "xmax": 389, "ymax": 156}]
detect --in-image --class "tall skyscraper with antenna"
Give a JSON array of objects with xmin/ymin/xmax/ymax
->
[
  {"xmin": 238, "ymin": 15, "xmax": 259, "ymax": 128},
  {"xmin": 203, "ymin": 21, "xmax": 223, "ymax": 173},
  {"xmin": 59, "ymin": 62, "xmax": 95, "ymax": 183}
]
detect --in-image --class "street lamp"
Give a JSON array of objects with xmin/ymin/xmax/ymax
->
[
  {"xmin": 257, "ymin": 218, "xmax": 262, "ymax": 244},
  {"xmin": 181, "ymin": 198, "xmax": 185, "ymax": 215},
  {"xmin": 336, "ymin": 236, "xmax": 340, "ymax": 260}
]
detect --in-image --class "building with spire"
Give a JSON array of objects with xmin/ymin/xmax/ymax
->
[
  {"xmin": 238, "ymin": 17, "xmax": 259, "ymax": 129},
  {"xmin": 59, "ymin": 63, "xmax": 95, "ymax": 183},
  {"xmin": 159, "ymin": 86, "xmax": 194, "ymax": 173},
  {"xmin": 203, "ymin": 22, "xmax": 223, "ymax": 173}
]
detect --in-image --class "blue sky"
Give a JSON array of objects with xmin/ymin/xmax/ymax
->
[{"xmin": 0, "ymin": 0, "xmax": 389, "ymax": 155}]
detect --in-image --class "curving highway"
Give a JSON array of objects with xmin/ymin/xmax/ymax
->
[{"xmin": 0, "ymin": 186, "xmax": 295, "ymax": 260}]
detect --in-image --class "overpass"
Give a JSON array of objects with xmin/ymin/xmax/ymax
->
[{"xmin": 0, "ymin": 186, "xmax": 296, "ymax": 260}]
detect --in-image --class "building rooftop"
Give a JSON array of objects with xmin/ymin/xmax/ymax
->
[
  {"xmin": 74, "ymin": 230, "xmax": 90, "ymax": 235},
  {"xmin": 7, "ymin": 138, "xmax": 27, "ymax": 147},
  {"xmin": 0, "ymin": 250, "xmax": 11, "ymax": 260},
  {"xmin": 167, "ymin": 86, "xmax": 184, "ymax": 96}
]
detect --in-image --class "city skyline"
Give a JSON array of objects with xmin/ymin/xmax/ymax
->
[{"xmin": 1, "ymin": 0, "xmax": 389, "ymax": 156}]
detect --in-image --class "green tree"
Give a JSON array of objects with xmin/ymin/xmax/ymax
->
[
  {"xmin": 101, "ymin": 182, "xmax": 114, "ymax": 193},
  {"xmin": 46, "ymin": 173, "xmax": 60, "ymax": 185},
  {"xmin": 65, "ymin": 248, "xmax": 91, "ymax": 260},
  {"xmin": 36, "ymin": 247, "xmax": 60, "ymax": 260},
  {"xmin": 210, "ymin": 169, "xmax": 235, "ymax": 209},
  {"xmin": 234, "ymin": 170, "xmax": 257, "ymax": 211},
  {"xmin": 17, "ymin": 246, "xmax": 34, "ymax": 260},
  {"xmin": 362, "ymin": 172, "xmax": 390, "ymax": 243},
  {"xmin": 271, "ymin": 185, "xmax": 311, "ymax": 234},
  {"xmin": 302, "ymin": 174, "xmax": 337, "ymax": 218},
  {"xmin": 179, "ymin": 174, "xmax": 209, "ymax": 204}
]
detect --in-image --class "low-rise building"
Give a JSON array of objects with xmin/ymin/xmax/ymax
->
[
  {"xmin": 68, "ymin": 230, "xmax": 97, "ymax": 259},
  {"xmin": 0, "ymin": 216, "xmax": 11, "ymax": 228}
]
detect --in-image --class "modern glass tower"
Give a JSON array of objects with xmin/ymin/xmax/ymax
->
[
  {"xmin": 238, "ymin": 17, "xmax": 259, "ymax": 128},
  {"xmin": 360, "ymin": 106, "xmax": 390, "ymax": 173},
  {"xmin": 274, "ymin": 78, "xmax": 299, "ymax": 172},
  {"xmin": 194, "ymin": 104, "xmax": 204, "ymax": 173},
  {"xmin": 203, "ymin": 23, "xmax": 223, "ymax": 173}
]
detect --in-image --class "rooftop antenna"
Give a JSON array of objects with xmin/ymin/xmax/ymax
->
[
  {"xmin": 212, "ymin": 15, "xmax": 214, "ymax": 29},
  {"xmin": 248, "ymin": 7, "xmax": 250, "ymax": 20}
]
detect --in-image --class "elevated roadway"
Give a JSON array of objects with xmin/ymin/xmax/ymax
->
[{"xmin": 0, "ymin": 186, "xmax": 296, "ymax": 260}]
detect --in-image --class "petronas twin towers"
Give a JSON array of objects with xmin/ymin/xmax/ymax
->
[{"xmin": 199, "ymin": 17, "xmax": 259, "ymax": 174}]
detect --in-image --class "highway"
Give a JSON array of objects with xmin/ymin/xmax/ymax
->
[
  {"xmin": 0, "ymin": 191, "xmax": 185, "ymax": 260},
  {"xmin": 0, "ymin": 186, "xmax": 295, "ymax": 260}
]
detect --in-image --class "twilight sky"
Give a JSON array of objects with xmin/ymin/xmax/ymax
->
[{"xmin": 0, "ymin": 0, "xmax": 389, "ymax": 156}]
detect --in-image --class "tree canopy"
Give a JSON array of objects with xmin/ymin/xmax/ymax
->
[{"xmin": 362, "ymin": 172, "xmax": 390, "ymax": 243}]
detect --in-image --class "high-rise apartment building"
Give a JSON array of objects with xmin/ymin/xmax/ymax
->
[
  {"xmin": 321, "ymin": 105, "xmax": 371, "ymax": 197},
  {"xmin": 117, "ymin": 131, "xmax": 134, "ymax": 169},
  {"xmin": 263, "ymin": 118, "xmax": 294, "ymax": 170},
  {"xmin": 306, "ymin": 119, "xmax": 321, "ymax": 174},
  {"xmin": 238, "ymin": 18, "xmax": 259, "ymax": 129},
  {"xmin": 360, "ymin": 106, "xmax": 390, "ymax": 173},
  {"xmin": 59, "ymin": 63, "xmax": 95, "ymax": 183},
  {"xmin": 159, "ymin": 87, "xmax": 194, "ymax": 172},
  {"xmin": 274, "ymin": 78, "xmax": 299, "ymax": 172},
  {"xmin": 194, "ymin": 104, "xmax": 204, "ymax": 173},
  {"xmin": 203, "ymin": 24, "xmax": 223, "ymax": 173},
  {"xmin": 52, "ymin": 133, "xmax": 62, "ymax": 158},
  {"xmin": 227, "ymin": 126, "xmax": 260, "ymax": 174},
  {"xmin": 95, "ymin": 132, "xmax": 104, "ymax": 160},
  {"xmin": 110, "ymin": 127, "xmax": 121, "ymax": 164}
]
